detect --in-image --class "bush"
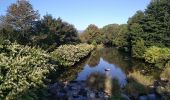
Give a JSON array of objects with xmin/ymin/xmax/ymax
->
[
  {"xmin": 51, "ymin": 43, "xmax": 94, "ymax": 66},
  {"xmin": 0, "ymin": 42, "xmax": 54, "ymax": 100},
  {"xmin": 144, "ymin": 46, "xmax": 170, "ymax": 68},
  {"xmin": 132, "ymin": 38, "xmax": 146, "ymax": 58}
]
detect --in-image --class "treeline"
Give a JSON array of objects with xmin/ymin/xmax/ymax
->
[
  {"xmin": 80, "ymin": 0, "xmax": 170, "ymax": 68},
  {"xmin": 80, "ymin": 24, "xmax": 128, "ymax": 49},
  {"xmin": 0, "ymin": 0, "xmax": 79, "ymax": 51}
]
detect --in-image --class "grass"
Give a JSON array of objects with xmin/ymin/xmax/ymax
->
[
  {"xmin": 128, "ymin": 71, "xmax": 154, "ymax": 86},
  {"xmin": 160, "ymin": 62, "xmax": 170, "ymax": 81}
]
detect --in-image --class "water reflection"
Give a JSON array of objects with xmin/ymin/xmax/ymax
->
[
  {"xmin": 76, "ymin": 58, "xmax": 127, "ymax": 86},
  {"xmin": 57, "ymin": 47, "xmax": 159, "ymax": 88}
]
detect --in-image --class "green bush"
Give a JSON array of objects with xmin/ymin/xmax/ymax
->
[
  {"xmin": 51, "ymin": 43, "xmax": 94, "ymax": 67},
  {"xmin": 144, "ymin": 46, "xmax": 170, "ymax": 68},
  {"xmin": 132, "ymin": 38, "xmax": 146, "ymax": 58},
  {"xmin": 0, "ymin": 42, "xmax": 55, "ymax": 100}
]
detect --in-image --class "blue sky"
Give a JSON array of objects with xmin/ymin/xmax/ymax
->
[{"xmin": 0, "ymin": 0, "xmax": 151, "ymax": 30}]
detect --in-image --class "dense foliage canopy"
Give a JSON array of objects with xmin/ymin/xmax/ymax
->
[
  {"xmin": 0, "ymin": 41, "xmax": 55, "ymax": 100},
  {"xmin": 0, "ymin": 0, "xmax": 79, "ymax": 50},
  {"xmin": 51, "ymin": 44, "xmax": 94, "ymax": 66}
]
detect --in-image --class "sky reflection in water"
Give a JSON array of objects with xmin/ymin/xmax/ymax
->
[{"xmin": 76, "ymin": 57, "xmax": 127, "ymax": 86}]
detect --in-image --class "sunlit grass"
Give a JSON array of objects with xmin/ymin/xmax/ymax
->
[
  {"xmin": 161, "ymin": 62, "xmax": 170, "ymax": 81},
  {"xmin": 128, "ymin": 71, "xmax": 154, "ymax": 86}
]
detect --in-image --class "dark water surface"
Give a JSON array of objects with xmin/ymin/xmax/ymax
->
[
  {"xmin": 75, "ymin": 47, "xmax": 131, "ymax": 86},
  {"xmin": 76, "ymin": 57, "xmax": 127, "ymax": 86},
  {"xmin": 57, "ymin": 47, "xmax": 159, "ymax": 86}
]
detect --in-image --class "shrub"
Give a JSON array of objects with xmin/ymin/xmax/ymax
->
[
  {"xmin": 0, "ymin": 42, "xmax": 54, "ymax": 100},
  {"xmin": 144, "ymin": 46, "xmax": 170, "ymax": 68},
  {"xmin": 51, "ymin": 43, "xmax": 94, "ymax": 66},
  {"xmin": 131, "ymin": 38, "xmax": 146, "ymax": 58}
]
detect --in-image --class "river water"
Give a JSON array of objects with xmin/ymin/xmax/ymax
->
[{"xmin": 57, "ymin": 47, "xmax": 159, "ymax": 86}]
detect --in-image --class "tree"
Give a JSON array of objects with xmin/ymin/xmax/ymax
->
[
  {"xmin": 33, "ymin": 14, "xmax": 79, "ymax": 51},
  {"xmin": 141, "ymin": 0, "xmax": 170, "ymax": 47},
  {"xmin": 127, "ymin": 0, "xmax": 170, "ymax": 58},
  {"xmin": 80, "ymin": 24, "xmax": 102, "ymax": 44},
  {"xmin": 114, "ymin": 24, "xmax": 129, "ymax": 48},
  {"xmin": 101, "ymin": 24, "xmax": 120, "ymax": 45},
  {"xmin": 132, "ymin": 38, "xmax": 146, "ymax": 58},
  {"xmin": 0, "ymin": 16, "xmax": 14, "ymax": 42},
  {"xmin": 5, "ymin": 0, "xmax": 39, "ymax": 44}
]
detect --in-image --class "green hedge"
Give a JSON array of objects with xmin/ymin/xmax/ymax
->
[
  {"xmin": 51, "ymin": 43, "xmax": 94, "ymax": 66},
  {"xmin": 0, "ymin": 41, "xmax": 55, "ymax": 100},
  {"xmin": 144, "ymin": 46, "xmax": 170, "ymax": 68}
]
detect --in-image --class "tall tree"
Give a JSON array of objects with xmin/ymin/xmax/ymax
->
[
  {"xmin": 33, "ymin": 14, "xmax": 79, "ymax": 51},
  {"xmin": 5, "ymin": 0, "xmax": 39, "ymax": 44},
  {"xmin": 101, "ymin": 24, "xmax": 121, "ymax": 45},
  {"xmin": 141, "ymin": 0, "xmax": 170, "ymax": 47}
]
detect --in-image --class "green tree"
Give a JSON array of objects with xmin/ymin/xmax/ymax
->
[
  {"xmin": 132, "ymin": 38, "xmax": 146, "ymax": 58},
  {"xmin": 33, "ymin": 15, "xmax": 79, "ymax": 51},
  {"xmin": 113, "ymin": 24, "xmax": 129, "ymax": 48},
  {"xmin": 4, "ymin": 0, "xmax": 39, "ymax": 44},
  {"xmin": 80, "ymin": 24, "xmax": 102, "ymax": 44},
  {"xmin": 141, "ymin": 0, "xmax": 170, "ymax": 47},
  {"xmin": 101, "ymin": 24, "xmax": 120, "ymax": 45}
]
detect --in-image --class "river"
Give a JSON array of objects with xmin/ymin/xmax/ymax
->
[
  {"xmin": 50, "ymin": 47, "xmax": 164, "ymax": 99},
  {"xmin": 57, "ymin": 47, "xmax": 159, "ymax": 85}
]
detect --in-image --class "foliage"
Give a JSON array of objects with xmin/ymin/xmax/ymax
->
[
  {"xmin": 101, "ymin": 24, "xmax": 129, "ymax": 48},
  {"xmin": 127, "ymin": 0, "xmax": 170, "ymax": 59},
  {"xmin": 1, "ymin": 0, "xmax": 39, "ymax": 44},
  {"xmin": 32, "ymin": 15, "xmax": 80, "ymax": 51},
  {"xmin": 0, "ymin": 1, "xmax": 79, "ymax": 49},
  {"xmin": 131, "ymin": 38, "xmax": 146, "ymax": 58},
  {"xmin": 0, "ymin": 41, "xmax": 54, "ymax": 100},
  {"xmin": 101, "ymin": 24, "xmax": 120, "ymax": 45},
  {"xmin": 113, "ymin": 24, "xmax": 129, "ymax": 48},
  {"xmin": 51, "ymin": 43, "xmax": 94, "ymax": 66},
  {"xmin": 80, "ymin": 24, "xmax": 102, "ymax": 44},
  {"xmin": 127, "ymin": 0, "xmax": 170, "ymax": 57},
  {"xmin": 144, "ymin": 46, "xmax": 170, "ymax": 68},
  {"xmin": 141, "ymin": 0, "xmax": 170, "ymax": 47}
]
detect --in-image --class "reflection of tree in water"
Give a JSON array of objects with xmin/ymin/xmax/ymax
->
[
  {"xmin": 86, "ymin": 72, "xmax": 121, "ymax": 96},
  {"xmin": 101, "ymin": 48, "xmax": 130, "ymax": 72},
  {"xmin": 87, "ymin": 48, "xmax": 131, "ymax": 73},
  {"xmin": 87, "ymin": 50, "xmax": 101, "ymax": 67},
  {"xmin": 86, "ymin": 72, "xmax": 113, "ymax": 95},
  {"xmin": 56, "ymin": 58, "xmax": 89, "ymax": 82}
]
